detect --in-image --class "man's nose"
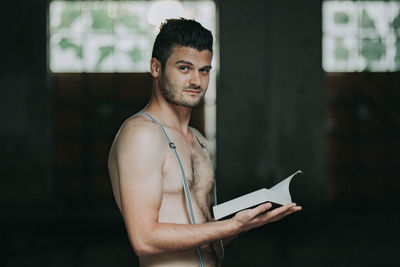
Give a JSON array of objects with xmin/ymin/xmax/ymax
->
[{"xmin": 190, "ymin": 71, "xmax": 201, "ymax": 88}]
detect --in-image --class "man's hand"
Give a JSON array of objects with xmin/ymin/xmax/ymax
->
[{"xmin": 232, "ymin": 203, "xmax": 302, "ymax": 232}]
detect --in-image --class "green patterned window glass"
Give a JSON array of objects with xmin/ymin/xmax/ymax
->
[
  {"xmin": 50, "ymin": 1, "xmax": 217, "ymax": 72},
  {"xmin": 50, "ymin": 0, "xmax": 218, "ymax": 160},
  {"xmin": 323, "ymin": 1, "xmax": 400, "ymax": 72}
]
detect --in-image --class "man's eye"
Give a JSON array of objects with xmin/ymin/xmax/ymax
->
[
  {"xmin": 200, "ymin": 69, "xmax": 210, "ymax": 74},
  {"xmin": 180, "ymin": 66, "xmax": 188, "ymax": 71}
]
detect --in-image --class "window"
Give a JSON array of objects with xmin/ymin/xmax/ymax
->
[
  {"xmin": 50, "ymin": 0, "xmax": 218, "ymax": 160},
  {"xmin": 49, "ymin": 0, "xmax": 217, "ymax": 72},
  {"xmin": 323, "ymin": 1, "xmax": 400, "ymax": 72}
]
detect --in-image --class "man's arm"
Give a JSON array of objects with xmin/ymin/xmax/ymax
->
[{"xmin": 115, "ymin": 120, "xmax": 301, "ymax": 257}]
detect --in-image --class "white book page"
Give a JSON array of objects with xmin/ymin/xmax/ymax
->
[
  {"xmin": 213, "ymin": 170, "xmax": 302, "ymax": 220},
  {"xmin": 270, "ymin": 170, "xmax": 303, "ymax": 194}
]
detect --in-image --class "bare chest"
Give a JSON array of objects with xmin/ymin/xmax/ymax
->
[{"xmin": 162, "ymin": 138, "xmax": 214, "ymax": 196}]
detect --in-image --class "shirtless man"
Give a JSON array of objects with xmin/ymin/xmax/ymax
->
[{"xmin": 108, "ymin": 18, "xmax": 301, "ymax": 266}]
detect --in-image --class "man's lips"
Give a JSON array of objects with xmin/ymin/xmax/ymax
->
[{"xmin": 184, "ymin": 89, "xmax": 202, "ymax": 94}]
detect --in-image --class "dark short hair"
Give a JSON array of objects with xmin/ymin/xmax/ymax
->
[{"xmin": 151, "ymin": 18, "xmax": 213, "ymax": 68}]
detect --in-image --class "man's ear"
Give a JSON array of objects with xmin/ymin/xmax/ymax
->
[{"xmin": 150, "ymin": 58, "xmax": 162, "ymax": 78}]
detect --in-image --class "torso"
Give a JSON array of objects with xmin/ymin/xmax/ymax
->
[{"xmin": 108, "ymin": 114, "xmax": 221, "ymax": 267}]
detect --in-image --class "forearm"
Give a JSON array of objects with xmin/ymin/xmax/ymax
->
[{"xmin": 129, "ymin": 219, "xmax": 239, "ymax": 256}]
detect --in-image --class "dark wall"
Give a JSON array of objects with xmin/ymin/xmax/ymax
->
[
  {"xmin": 1, "ymin": 1, "xmax": 53, "ymax": 207},
  {"xmin": 217, "ymin": 0, "xmax": 325, "ymax": 205}
]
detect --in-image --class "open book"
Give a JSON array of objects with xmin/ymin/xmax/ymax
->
[{"xmin": 212, "ymin": 170, "xmax": 302, "ymax": 220}]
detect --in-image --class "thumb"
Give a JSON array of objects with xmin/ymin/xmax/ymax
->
[{"xmin": 250, "ymin": 202, "xmax": 272, "ymax": 217}]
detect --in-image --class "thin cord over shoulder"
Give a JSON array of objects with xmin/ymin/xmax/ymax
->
[
  {"xmin": 188, "ymin": 127, "xmax": 207, "ymax": 150},
  {"xmin": 135, "ymin": 111, "xmax": 206, "ymax": 267},
  {"xmin": 136, "ymin": 112, "xmax": 175, "ymax": 148}
]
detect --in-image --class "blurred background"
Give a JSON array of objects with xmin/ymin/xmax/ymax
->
[{"xmin": 1, "ymin": 0, "xmax": 400, "ymax": 266}]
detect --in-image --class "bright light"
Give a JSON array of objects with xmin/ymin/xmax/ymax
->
[{"xmin": 147, "ymin": 0, "xmax": 185, "ymax": 28}]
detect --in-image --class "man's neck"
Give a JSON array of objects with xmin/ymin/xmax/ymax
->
[{"xmin": 143, "ymin": 93, "xmax": 192, "ymax": 134}]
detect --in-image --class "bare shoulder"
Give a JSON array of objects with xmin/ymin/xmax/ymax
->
[{"xmin": 111, "ymin": 114, "xmax": 168, "ymax": 158}]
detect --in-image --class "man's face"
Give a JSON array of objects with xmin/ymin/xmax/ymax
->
[{"xmin": 159, "ymin": 46, "xmax": 212, "ymax": 108}]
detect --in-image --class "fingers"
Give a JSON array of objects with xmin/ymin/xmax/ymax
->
[
  {"xmin": 251, "ymin": 202, "xmax": 298, "ymax": 219},
  {"xmin": 233, "ymin": 202, "xmax": 301, "ymax": 232},
  {"xmin": 256, "ymin": 203, "xmax": 298, "ymax": 219},
  {"xmin": 267, "ymin": 204, "xmax": 302, "ymax": 222},
  {"xmin": 271, "ymin": 203, "xmax": 297, "ymax": 214},
  {"xmin": 256, "ymin": 202, "xmax": 273, "ymax": 215},
  {"xmin": 247, "ymin": 203, "xmax": 272, "ymax": 218}
]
